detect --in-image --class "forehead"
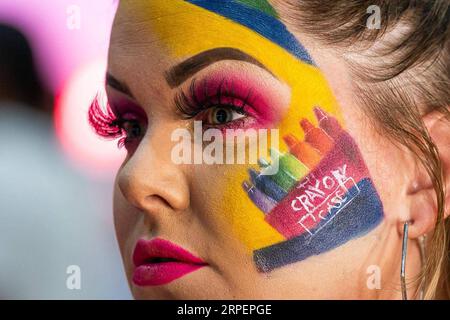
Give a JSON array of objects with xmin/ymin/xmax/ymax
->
[
  {"xmin": 183, "ymin": 0, "xmax": 313, "ymax": 64},
  {"xmin": 113, "ymin": 0, "xmax": 314, "ymax": 69},
  {"xmin": 111, "ymin": 0, "xmax": 336, "ymax": 128}
]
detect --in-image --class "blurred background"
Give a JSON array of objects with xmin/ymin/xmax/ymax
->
[{"xmin": 0, "ymin": 0, "xmax": 132, "ymax": 299}]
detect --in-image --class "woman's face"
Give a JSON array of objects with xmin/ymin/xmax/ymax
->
[{"xmin": 107, "ymin": 0, "xmax": 415, "ymax": 299}]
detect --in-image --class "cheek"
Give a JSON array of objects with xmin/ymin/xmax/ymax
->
[
  {"xmin": 216, "ymin": 69, "xmax": 342, "ymax": 253},
  {"xmin": 113, "ymin": 182, "xmax": 137, "ymax": 254},
  {"xmin": 216, "ymin": 79, "xmax": 385, "ymax": 273},
  {"xmin": 219, "ymin": 165, "xmax": 286, "ymax": 253}
]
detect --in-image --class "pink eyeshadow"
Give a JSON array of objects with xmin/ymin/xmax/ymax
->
[{"xmin": 191, "ymin": 71, "xmax": 288, "ymax": 128}]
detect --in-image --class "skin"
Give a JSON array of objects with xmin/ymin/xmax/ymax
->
[{"xmin": 107, "ymin": 0, "xmax": 450, "ymax": 299}]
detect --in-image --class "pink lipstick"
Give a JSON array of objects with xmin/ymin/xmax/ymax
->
[{"xmin": 132, "ymin": 238, "xmax": 207, "ymax": 287}]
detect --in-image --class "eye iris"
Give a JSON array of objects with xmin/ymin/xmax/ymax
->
[
  {"xmin": 130, "ymin": 123, "xmax": 141, "ymax": 138},
  {"xmin": 123, "ymin": 121, "xmax": 141, "ymax": 139},
  {"xmin": 213, "ymin": 108, "xmax": 231, "ymax": 124}
]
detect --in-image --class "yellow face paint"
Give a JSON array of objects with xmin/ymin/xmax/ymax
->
[{"xmin": 138, "ymin": 0, "xmax": 343, "ymax": 252}]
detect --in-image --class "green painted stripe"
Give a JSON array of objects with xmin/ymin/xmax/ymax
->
[{"xmin": 235, "ymin": 0, "xmax": 278, "ymax": 18}]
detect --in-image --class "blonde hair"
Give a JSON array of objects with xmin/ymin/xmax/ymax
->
[{"xmin": 272, "ymin": 0, "xmax": 450, "ymax": 299}]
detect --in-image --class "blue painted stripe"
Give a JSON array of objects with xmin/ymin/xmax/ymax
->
[
  {"xmin": 253, "ymin": 178, "xmax": 384, "ymax": 272},
  {"xmin": 184, "ymin": 0, "xmax": 314, "ymax": 64}
]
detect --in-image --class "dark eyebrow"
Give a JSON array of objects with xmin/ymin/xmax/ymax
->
[
  {"xmin": 106, "ymin": 72, "xmax": 134, "ymax": 98},
  {"xmin": 165, "ymin": 47, "xmax": 276, "ymax": 88}
]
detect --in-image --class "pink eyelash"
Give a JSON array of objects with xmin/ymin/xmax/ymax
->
[{"xmin": 88, "ymin": 94, "xmax": 125, "ymax": 146}]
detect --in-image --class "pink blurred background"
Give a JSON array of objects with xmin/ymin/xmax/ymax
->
[
  {"xmin": 1, "ymin": 0, "xmax": 124, "ymax": 176},
  {"xmin": 0, "ymin": 0, "xmax": 115, "ymax": 93},
  {"xmin": 0, "ymin": 0, "xmax": 131, "ymax": 299}
]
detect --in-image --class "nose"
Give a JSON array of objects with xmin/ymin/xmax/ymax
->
[{"xmin": 117, "ymin": 130, "xmax": 190, "ymax": 215}]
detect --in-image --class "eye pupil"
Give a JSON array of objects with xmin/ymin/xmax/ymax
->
[
  {"xmin": 214, "ymin": 108, "xmax": 230, "ymax": 124},
  {"xmin": 122, "ymin": 120, "xmax": 141, "ymax": 140},
  {"xmin": 130, "ymin": 123, "xmax": 141, "ymax": 138}
]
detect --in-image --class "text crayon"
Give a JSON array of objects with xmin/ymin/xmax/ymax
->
[
  {"xmin": 249, "ymin": 169, "xmax": 288, "ymax": 202},
  {"xmin": 300, "ymin": 118, "xmax": 334, "ymax": 155},
  {"xmin": 313, "ymin": 107, "xmax": 342, "ymax": 139},
  {"xmin": 283, "ymin": 134, "xmax": 322, "ymax": 169},
  {"xmin": 242, "ymin": 181, "xmax": 277, "ymax": 214},
  {"xmin": 254, "ymin": 178, "xmax": 383, "ymax": 272}
]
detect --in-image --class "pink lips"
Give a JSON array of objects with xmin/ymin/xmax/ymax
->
[{"xmin": 132, "ymin": 238, "xmax": 207, "ymax": 286}]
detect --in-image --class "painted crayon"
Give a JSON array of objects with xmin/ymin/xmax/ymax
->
[
  {"xmin": 254, "ymin": 177, "xmax": 384, "ymax": 272},
  {"xmin": 265, "ymin": 167, "xmax": 296, "ymax": 192},
  {"xmin": 283, "ymin": 134, "xmax": 322, "ymax": 169},
  {"xmin": 242, "ymin": 181, "xmax": 277, "ymax": 214},
  {"xmin": 313, "ymin": 107, "xmax": 342, "ymax": 139},
  {"xmin": 264, "ymin": 127, "xmax": 371, "ymax": 239},
  {"xmin": 258, "ymin": 150, "xmax": 309, "ymax": 192},
  {"xmin": 300, "ymin": 118, "xmax": 334, "ymax": 155},
  {"xmin": 258, "ymin": 157, "xmax": 271, "ymax": 168},
  {"xmin": 314, "ymin": 107, "xmax": 365, "ymax": 167},
  {"xmin": 249, "ymin": 169, "xmax": 288, "ymax": 202},
  {"xmin": 269, "ymin": 148, "xmax": 309, "ymax": 180},
  {"xmin": 257, "ymin": 156, "xmax": 296, "ymax": 192}
]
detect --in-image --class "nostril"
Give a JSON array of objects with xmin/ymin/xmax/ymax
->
[
  {"xmin": 116, "ymin": 149, "xmax": 190, "ymax": 212},
  {"xmin": 144, "ymin": 194, "xmax": 172, "ymax": 209}
]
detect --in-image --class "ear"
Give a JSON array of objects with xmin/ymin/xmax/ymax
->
[{"xmin": 404, "ymin": 109, "xmax": 450, "ymax": 239}]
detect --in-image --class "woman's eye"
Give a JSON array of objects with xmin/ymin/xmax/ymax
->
[
  {"xmin": 205, "ymin": 106, "xmax": 246, "ymax": 125},
  {"xmin": 121, "ymin": 120, "xmax": 143, "ymax": 140}
]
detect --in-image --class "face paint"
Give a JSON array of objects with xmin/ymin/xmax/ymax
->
[
  {"xmin": 248, "ymin": 108, "xmax": 384, "ymax": 272},
  {"xmin": 242, "ymin": 181, "xmax": 277, "ymax": 214},
  {"xmin": 141, "ymin": 0, "xmax": 384, "ymax": 272},
  {"xmin": 269, "ymin": 149, "xmax": 308, "ymax": 180},
  {"xmin": 249, "ymin": 168, "xmax": 288, "ymax": 202},
  {"xmin": 255, "ymin": 149, "xmax": 308, "ymax": 191},
  {"xmin": 176, "ymin": 71, "xmax": 284, "ymax": 129},
  {"xmin": 184, "ymin": 0, "xmax": 314, "ymax": 63},
  {"xmin": 283, "ymin": 134, "xmax": 322, "ymax": 168},
  {"xmin": 300, "ymin": 118, "xmax": 335, "ymax": 155}
]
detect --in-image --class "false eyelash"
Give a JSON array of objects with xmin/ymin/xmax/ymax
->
[
  {"xmin": 88, "ymin": 94, "xmax": 126, "ymax": 147},
  {"xmin": 174, "ymin": 77, "xmax": 254, "ymax": 119}
]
